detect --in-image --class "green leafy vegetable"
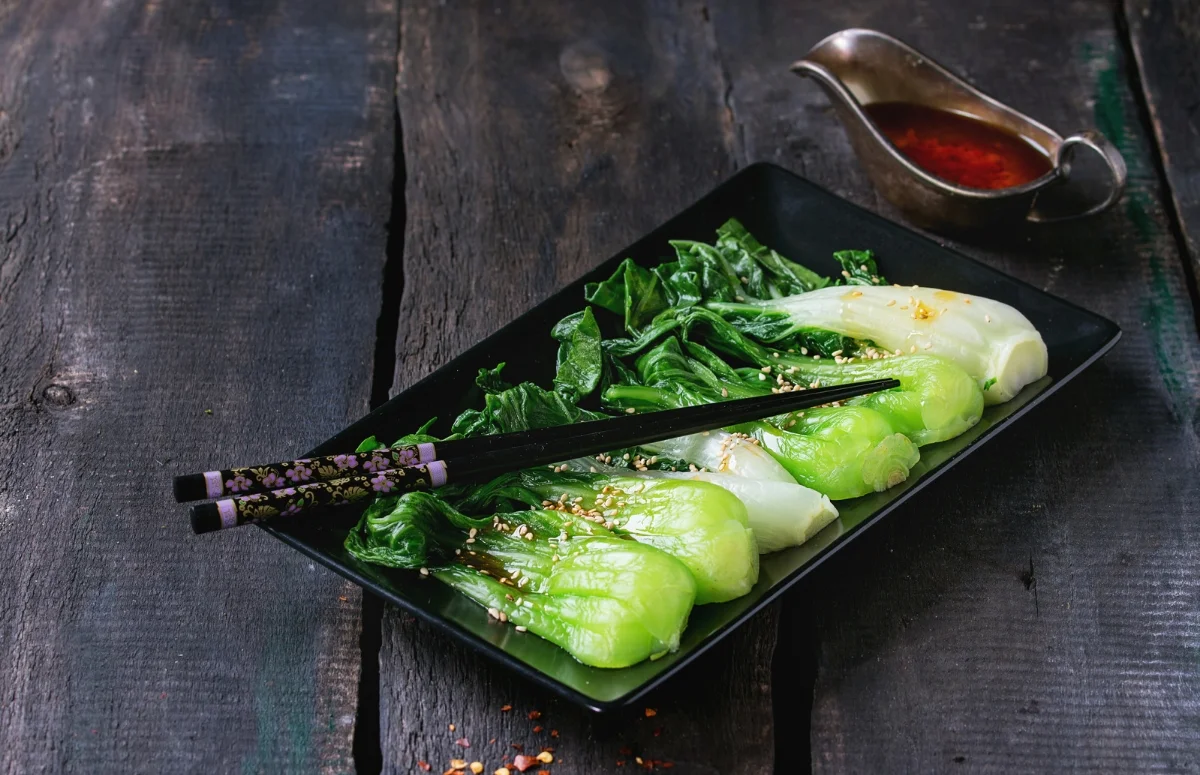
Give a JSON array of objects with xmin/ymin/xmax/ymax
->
[
  {"xmin": 585, "ymin": 259, "xmax": 670, "ymax": 334},
  {"xmin": 484, "ymin": 470, "xmax": 759, "ymax": 604},
  {"xmin": 552, "ymin": 307, "xmax": 603, "ymax": 399},
  {"xmin": 345, "ymin": 492, "xmax": 696, "ymax": 668},
  {"xmin": 675, "ymin": 308, "xmax": 984, "ymax": 445},
  {"xmin": 451, "ymin": 380, "xmax": 607, "ymax": 438},
  {"xmin": 832, "ymin": 249, "xmax": 886, "ymax": 286},
  {"xmin": 706, "ymin": 284, "xmax": 1048, "ymax": 404},
  {"xmin": 556, "ymin": 458, "xmax": 839, "ymax": 555},
  {"xmin": 736, "ymin": 409, "xmax": 921, "ymax": 500}
]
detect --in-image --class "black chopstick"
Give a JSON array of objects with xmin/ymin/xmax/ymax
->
[
  {"xmin": 187, "ymin": 378, "xmax": 898, "ymax": 533},
  {"xmin": 176, "ymin": 379, "xmax": 899, "ymax": 503}
]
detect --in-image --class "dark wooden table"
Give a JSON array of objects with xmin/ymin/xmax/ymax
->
[{"xmin": 3, "ymin": 1, "xmax": 1198, "ymax": 772}]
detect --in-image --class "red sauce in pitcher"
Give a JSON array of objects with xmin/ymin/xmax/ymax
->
[{"xmin": 864, "ymin": 102, "xmax": 1053, "ymax": 190}]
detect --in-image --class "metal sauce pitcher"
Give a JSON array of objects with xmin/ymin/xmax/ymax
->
[{"xmin": 791, "ymin": 29, "xmax": 1127, "ymax": 231}]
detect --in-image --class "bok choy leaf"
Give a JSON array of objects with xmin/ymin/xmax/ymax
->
[
  {"xmin": 485, "ymin": 470, "xmax": 759, "ymax": 604},
  {"xmin": 345, "ymin": 491, "xmax": 696, "ymax": 668},
  {"xmin": 708, "ymin": 285, "xmax": 1048, "ymax": 404}
]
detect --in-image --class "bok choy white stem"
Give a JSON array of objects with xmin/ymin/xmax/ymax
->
[{"xmin": 708, "ymin": 285, "xmax": 1048, "ymax": 404}]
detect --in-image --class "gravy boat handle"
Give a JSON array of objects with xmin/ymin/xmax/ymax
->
[{"xmin": 1027, "ymin": 130, "xmax": 1128, "ymax": 223}]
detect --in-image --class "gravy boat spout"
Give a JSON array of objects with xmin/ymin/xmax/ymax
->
[{"xmin": 791, "ymin": 29, "xmax": 1126, "ymax": 231}]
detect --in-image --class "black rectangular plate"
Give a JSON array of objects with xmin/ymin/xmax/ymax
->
[{"xmin": 262, "ymin": 163, "xmax": 1120, "ymax": 711}]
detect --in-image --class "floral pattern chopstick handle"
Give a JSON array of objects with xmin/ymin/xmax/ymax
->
[
  {"xmin": 189, "ymin": 461, "xmax": 448, "ymax": 533},
  {"xmin": 175, "ymin": 443, "xmax": 438, "ymax": 502}
]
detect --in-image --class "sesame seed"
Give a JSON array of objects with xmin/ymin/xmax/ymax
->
[
  {"xmin": 419, "ymin": 567, "xmax": 429, "ymax": 576},
  {"xmin": 536, "ymin": 752, "xmax": 554, "ymax": 764},
  {"xmin": 721, "ymin": 388, "xmax": 729, "ymax": 397},
  {"xmin": 850, "ymin": 290, "xmax": 863, "ymax": 298},
  {"xmin": 761, "ymin": 366, "xmax": 772, "ymax": 373},
  {"xmin": 625, "ymin": 407, "xmax": 636, "ymax": 414},
  {"xmin": 773, "ymin": 352, "xmax": 780, "ymax": 358},
  {"xmin": 735, "ymin": 295, "xmax": 745, "ymax": 302},
  {"xmin": 739, "ymin": 276, "xmax": 749, "ymax": 284},
  {"xmin": 468, "ymin": 528, "xmax": 477, "ymax": 538},
  {"xmin": 910, "ymin": 345, "xmax": 918, "ymax": 353},
  {"xmin": 886, "ymin": 299, "xmax": 896, "ymax": 307},
  {"xmin": 985, "ymin": 314, "xmax": 992, "ymax": 323},
  {"xmin": 923, "ymin": 342, "xmax": 933, "ymax": 349},
  {"xmin": 465, "ymin": 537, "xmax": 475, "ymax": 544},
  {"xmin": 758, "ymin": 373, "xmax": 767, "ymax": 381},
  {"xmin": 515, "ymin": 626, "xmax": 527, "ymax": 633}
]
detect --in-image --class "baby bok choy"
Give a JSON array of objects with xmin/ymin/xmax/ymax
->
[
  {"xmin": 462, "ymin": 470, "xmax": 759, "ymax": 604},
  {"xmin": 676, "ymin": 308, "xmax": 984, "ymax": 445},
  {"xmin": 345, "ymin": 491, "xmax": 696, "ymax": 668},
  {"xmin": 604, "ymin": 336, "xmax": 920, "ymax": 500},
  {"xmin": 733, "ymin": 408, "xmax": 920, "ymax": 501},
  {"xmin": 559, "ymin": 458, "xmax": 839, "ymax": 554},
  {"xmin": 707, "ymin": 284, "xmax": 1047, "ymax": 404}
]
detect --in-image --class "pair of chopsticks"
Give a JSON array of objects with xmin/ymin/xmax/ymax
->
[{"xmin": 177, "ymin": 378, "xmax": 900, "ymax": 534}]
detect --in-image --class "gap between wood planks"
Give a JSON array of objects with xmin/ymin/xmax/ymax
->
[
  {"xmin": 355, "ymin": 98, "xmax": 406, "ymax": 775},
  {"xmin": 1117, "ymin": 1, "xmax": 1200, "ymax": 337}
]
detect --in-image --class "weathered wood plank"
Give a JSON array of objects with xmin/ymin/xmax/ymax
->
[
  {"xmin": 380, "ymin": 2, "xmax": 778, "ymax": 772},
  {"xmin": 0, "ymin": 0, "xmax": 395, "ymax": 771},
  {"xmin": 1126, "ymin": 0, "xmax": 1200, "ymax": 285},
  {"xmin": 703, "ymin": 0, "xmax": 1200, "ymax": 771}
]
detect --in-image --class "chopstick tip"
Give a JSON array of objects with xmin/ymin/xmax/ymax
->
[{"xmin": 190, "ymin": 503, "xmax": 224, "ymax": 535}]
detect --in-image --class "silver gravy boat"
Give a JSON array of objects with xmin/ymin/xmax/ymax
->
[{"xmin": 791, "ymin": 29, "xmax": 1127, "ymax": 231}]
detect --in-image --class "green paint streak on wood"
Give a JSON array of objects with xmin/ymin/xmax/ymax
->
[
  {"xmin": 241, "ymin": 635, "xmax": 314, "ymax": 775},
  {"xmin": 1087, "ymin": 39, "xmax": 1194, "ymax": 416}
]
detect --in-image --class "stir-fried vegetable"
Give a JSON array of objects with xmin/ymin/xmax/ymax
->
[
  {"xmin": 601, "ymin": 334, "xmax": 921, "ymax": 498},
  {"xmin": 673, "ymin": 308, "xmax": 983, "ymax": 445},
  {"xmin": 474, "ymin": 470, "xmax": 759, "ymax": 604},
  {"xmin": 735, "ymin": 408, "xmax": 920, "ymax": 500},
  {"xmin": 345, "ymin": 492, "xmax": 696, "ymax": 668},
  {"xmin": 560, "ymin": 459, "xmax": 839, "ymax": 553},
  {"xmin": 342, "ymin": 217, "xmax": 1049, "ymax": 669},
  {"xmin": 707, "ymin": 284, "xmax": 1047, "ymax": 404}
]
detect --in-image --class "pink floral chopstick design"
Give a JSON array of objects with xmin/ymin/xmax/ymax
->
[
  {"xmin": 193, "ymin": 462, "xmax": 448, "ymax": 531},
  {"xmin": 174, "ymin": 443, "xmax": 438, "ymax": 502}
]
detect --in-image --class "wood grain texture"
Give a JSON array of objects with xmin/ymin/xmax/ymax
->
[
  {"xmin": 0, "ymin": 0, "xmax": 395, "ymax": 771},
  {"xmin": 701, "ymin": 0, "xmax": 1200, "ymax": 771},
  {"xmin": 1126, "ymin": 0, "xmax": 1200, "ymax": 280},
  {"xmin": 380, "ymin": 2, "xmax": 778, "ymax": 773}
]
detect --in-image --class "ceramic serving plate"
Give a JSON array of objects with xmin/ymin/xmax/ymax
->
[{"xmin": 263, "ymin": 162, "xmax": 1120, "ymax": 711}]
